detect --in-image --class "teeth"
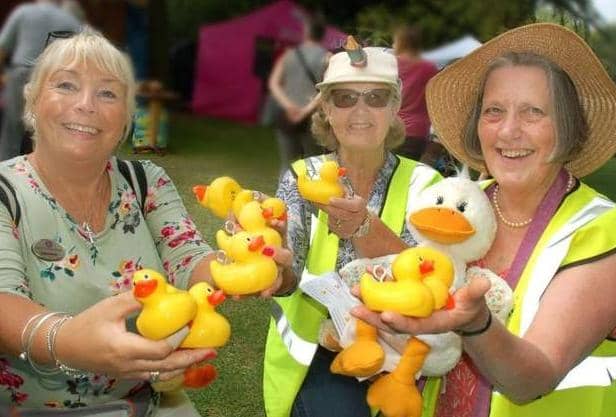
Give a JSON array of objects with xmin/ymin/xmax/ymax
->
[
  {"xmin": 500, "ymin": 149, "xmax": 533, "ymax": 158},
  {"xmin": 65, "ymin": 123, "xmax": 99, "ymax": 134}
]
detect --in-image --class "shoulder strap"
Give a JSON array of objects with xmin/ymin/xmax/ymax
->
[
  {"xmin": 117, "ymin": 159, "xmax": 147, "ymax": 216},
  {"xmin": 0, "ymin": 174, "xmax": 20, "ymax": 227},
  {"xmin": 295, "ymin": 49, "xmax": 318, "ymax": 85}
]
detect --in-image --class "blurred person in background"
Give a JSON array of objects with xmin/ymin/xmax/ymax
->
[
  {"xmin": 0, "ymin": 0, "xmax": 80, "ymax": 161},
  {"xmin": 393, "ymin": 24, "xmax": 438, "ymax": 161},
  {"xmin": 268, "ymin": 12, "xmax": 329, "ymax": 174}
]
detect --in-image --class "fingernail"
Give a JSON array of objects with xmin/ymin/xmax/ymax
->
[{"xmin": 202, "ymin": 350, "xmax": 217, "ymax": 361}]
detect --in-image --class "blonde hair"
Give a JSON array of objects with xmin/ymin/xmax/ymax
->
[
  {"xmin": 311, "ymin": 85, "xmax": 405, "ymax": 151},
  {"xmin": 23, "ymin": 27, "xmax": 136, "ymax": 142}
]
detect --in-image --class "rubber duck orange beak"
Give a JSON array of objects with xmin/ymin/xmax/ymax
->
[
  {"xmin": 248, "ymin": 235, "xmax": 265, "ymax": 251},
  {"xmin": 262, "ymin": 207, "xmax": 273, "ymax": 219},
  {"xmin": 338, "ymin": 167, "xmax": 347, "ymax": 177},
  {"xmin": 419, "ymin": 259, "xmax": 434, "ymax": 275},
  {"xmin": 133, "ymin": 279, "xmax": 158, "ymax": 297},
  {"xmin": 192, "ymin": 185, "xmax": 207, "ymax": 202},
  {"xmin": 409, "ymin": 207, "xmax": 475, "ymax": 244},
  {"xmin": 207, "ymin": 289, "xmax": 226, "ymax": 306}
]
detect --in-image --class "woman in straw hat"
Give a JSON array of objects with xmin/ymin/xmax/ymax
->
[
  {"xmin": 354, "ymin": 23, "xmax": 616, "ymax": 417},
  {"xmin": 263, "ymin": 42, "xmax": 441, "ymax": 417}
]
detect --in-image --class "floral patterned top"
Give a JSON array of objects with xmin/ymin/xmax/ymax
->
[
  {"xmin": 277, "ymin": 152, "xmax": 438, "ymax": 278},
  {"xmin": 0, "ymin": 155, "xmax": 211, "ymax": 412}
]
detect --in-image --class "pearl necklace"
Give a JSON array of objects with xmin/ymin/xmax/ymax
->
[{"xmin": 491, "ymin": 172, "xmax": 575, "ymax": 229}]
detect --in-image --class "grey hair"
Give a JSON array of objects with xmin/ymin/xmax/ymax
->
[
  {"xmin": 311, "ymin": 84, "xmax": 405, "ymax": 151},
  {"xmin": 23, "ymin": 26, "xmax": 136, "ymax": 142},
  {"xmin": 463, "ymin": 51, "xmax": 587, "ymax": 165}
]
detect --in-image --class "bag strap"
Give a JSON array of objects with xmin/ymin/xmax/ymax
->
[
  {"xmin": 0, "ymin": 173, "xmax": 20, "ymax": 227},
  {"xmin": 295, "ymin": 48, "xmax": 318, "ymax": 85},
  {"xmin": 117, "ymin": 159, "xmax": 148, "ymax": 216}
]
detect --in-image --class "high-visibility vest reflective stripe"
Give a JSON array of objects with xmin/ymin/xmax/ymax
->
[
  {"xmin": 263, "ymin": 156, "xmax": 439, "ymax": 417},
  {"xmin": 421, "ymin": 182, "xmax": 616, "ymax": 417}
]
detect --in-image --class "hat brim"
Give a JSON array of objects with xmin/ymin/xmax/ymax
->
[
  {"xmin": 426, "ymin": 23, "xmax": 616, "ymax": 177},
  {"xmin": 316, "ymin": 76, "xmax": 400, "ymax": 90}
]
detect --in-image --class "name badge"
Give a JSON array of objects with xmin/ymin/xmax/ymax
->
[{"xmin": 31, "ymin": 239, "xmax": 66, "ymax": 262}]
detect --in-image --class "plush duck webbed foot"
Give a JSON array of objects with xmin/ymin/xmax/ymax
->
[
  {"xmin": 367, "ymin": 337, "xmax": 430, "ymax": 417},
  {"xmin": 330, "ymin": 319, "xmax": 384, "ymax": 377}
]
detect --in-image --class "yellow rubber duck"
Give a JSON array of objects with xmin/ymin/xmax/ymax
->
[
  {"xmin": 367, "ymin": 337, "xmax": 430, "ymax": 417},
  {"xmin": 360, "ymin": 246, "xmax": 454, "ymax": 317},
  {"xmin": 133, "ymin": 269, "xmax": 197, "ymax": 341},
  {"xmin": 210, "ymin": 231, "xmax": 278, "ymax": 295},
  {"xmin": 231, "ymin": 188, "xmax": 257, "ymax": 219},
  {"xmin": 297, "ymin": 160, "xmax": 345, "ymax": 205},
  {"xmin": 236, "ymin": 200, "xmax": 282, "ymax": 246},
  {"xmin": 180, "ymin": 282, "xmax": 231, "ymax": 348},
  {"xmin": 260, "ymin": 197, "xmax": 287, "ymax": 223},
  {"xmin": 192, "ymin": 176, "xmax": 241, "ymax": 219}
]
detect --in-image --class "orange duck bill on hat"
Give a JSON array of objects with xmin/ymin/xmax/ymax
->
[{"xmin": 409, "ymin": 207, "xmax": 475, "ymax": 244}]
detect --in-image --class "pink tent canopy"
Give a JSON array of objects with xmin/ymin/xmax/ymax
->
[{"xmin": 192, "ymin": 0, "xmax": 346, "ymax": 124}]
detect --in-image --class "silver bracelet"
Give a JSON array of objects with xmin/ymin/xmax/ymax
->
[
  {"xmin": 48, "ymin": 315, "xmax": 89, "ymax": 378},
  {"xmin": 19, "ymin": 312, "xmax": 47, "ymax": 361},
  {"xmin": 24, "ymin": 312, "xmax": 66, "ymax": 376}
]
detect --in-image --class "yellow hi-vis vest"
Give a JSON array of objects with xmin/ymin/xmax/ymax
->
[
  {"xmin": 421, "ymin": 181, "xmax": 616, "ymax": 417},
  {"xmin": 263, "ymin": 155, "xmax": 440, "ymax": 417}
]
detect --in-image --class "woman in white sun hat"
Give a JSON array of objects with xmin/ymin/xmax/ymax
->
[
  {"xmin": 262, "ymin": 40, "xmax": 441, "ymax": 417},
  {"xmin": 353, "ymin": 23, "xmax": 616, "ymax": 417}
]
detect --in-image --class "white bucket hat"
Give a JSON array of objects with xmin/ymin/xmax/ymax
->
[{"xmin": 316, "ymin": 47, "xmax": 401, "ymax": 91}]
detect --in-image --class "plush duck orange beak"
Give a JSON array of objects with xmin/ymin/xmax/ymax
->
[
  {"xmin": 133, "ymin": 278, "xmax": 158, "ymax": 297},
  {"xmin": 192, "ymin": 185, "xmax": 207, "ymax": 201},
  {"xmin": 409, "ymin": 207, "xmax": 475, "ymax": 244}
]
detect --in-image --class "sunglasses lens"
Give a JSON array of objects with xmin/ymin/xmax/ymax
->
[
  {"xmin": 365, "ymin": 89, "xmax": 391, "ymax": 107},
  {"xmin": 331, "ymin": 90, "xmax": 359, "ymax": 108},
  {"xmin": 45, "ymin": 30, "xmax": 75, "ymax": 48},
  {"xmin": 330, "ymin": 89, "xmax": 391, "ymax": 108}
]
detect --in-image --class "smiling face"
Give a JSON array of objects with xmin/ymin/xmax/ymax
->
[
  {"xmin": 477, "ymin": 65, "xmax": 561, "ymax": 191},
  {"xmin": 32, "ymin": 59, "xmax": 127, "ymax": 162},
  {"xmin": 323, "ymin": 82, "xmax": 397, "ymax": 153}
]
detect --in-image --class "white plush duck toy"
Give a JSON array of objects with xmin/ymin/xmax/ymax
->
[{"xmin": 333, "ymin": 172, "xmax": 512, "ymax": 379}]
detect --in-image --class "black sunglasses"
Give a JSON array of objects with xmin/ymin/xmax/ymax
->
[
  {"xmin": 44, "ymin": 30, "xmax": 76, "ymax": 48},
  {"xmin": 329, "ymin": 88, "xmax": 392, "ymax": 109}
]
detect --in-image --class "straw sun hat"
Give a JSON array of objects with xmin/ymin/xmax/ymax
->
[{"xmin": 426, "ymin": 23, "xmax": 616, "ymax": 177}]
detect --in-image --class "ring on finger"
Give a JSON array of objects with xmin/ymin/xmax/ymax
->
[{"xmin": 149, "ymin": 370, "xmax": 161, "ymax": 384}]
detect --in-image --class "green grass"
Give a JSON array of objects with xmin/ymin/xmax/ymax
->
[{"xmin": 120, "ymin": 113, "xmax": 616, "ymax": 417}]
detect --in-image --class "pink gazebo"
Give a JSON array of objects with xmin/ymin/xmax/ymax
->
[{"xmin": 192, "ymin": 0, "xmax": 345, "ymax": 124}]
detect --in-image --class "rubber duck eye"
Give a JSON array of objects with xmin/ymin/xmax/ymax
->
[
  {"xmin": 457, "ymin": 201, "xmax": 468, "ymax": 212},
  {"xmin": 144, "ymin": 274, "xmax": 149, "ymax": 279},
  {"xmin": 436, "ymin": 196, "xmax": 444, "ymax": 205}
]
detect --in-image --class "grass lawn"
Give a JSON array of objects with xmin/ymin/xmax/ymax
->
[{"xmin": 121, "ymin": 112, "xmax": 616, "ymax": 417}]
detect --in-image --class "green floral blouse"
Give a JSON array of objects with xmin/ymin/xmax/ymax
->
[{"xmin": 0, "ymin": 156, "xmax": 211, "ymax": 412}]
